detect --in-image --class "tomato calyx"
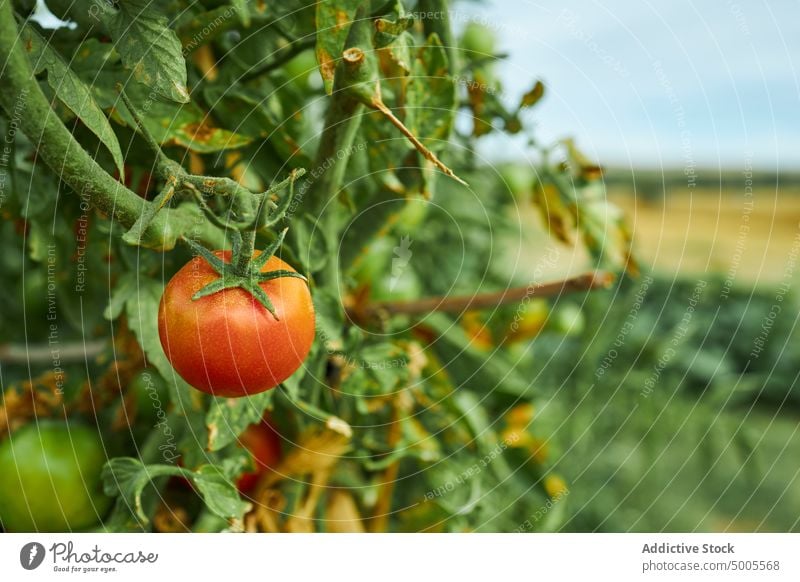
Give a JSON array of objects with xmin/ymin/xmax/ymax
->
[{"xmin": 182, "ymin": 227, "xmax": 307, "ymax": 320}]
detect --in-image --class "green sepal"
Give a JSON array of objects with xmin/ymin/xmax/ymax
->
[
  {"xmin": 252, "ymin": 227, "xmax": 289, "ymax": 271},
  {"xmin": 242, "ymin": 280, "xmax": 278, "ymax": 320},
  {"xmin": 182, "ymin": 236, "xmax": 228, "ymax": 273},
  {"xmin": 192, "ymin": 277, "xmax": 235, "ymax": 301},
  {"xmin": 256, "ymin": 270, "xmax": 307, "ymax": 283}
]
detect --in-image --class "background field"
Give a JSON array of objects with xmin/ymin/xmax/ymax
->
[{"xmin": 535, "ymin": 169, "xmax": 800, "ymax": 531}]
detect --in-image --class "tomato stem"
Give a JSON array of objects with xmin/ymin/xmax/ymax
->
[{"xmin": 236, "ymin": 229, "xmax": 257, "ymax": 276}]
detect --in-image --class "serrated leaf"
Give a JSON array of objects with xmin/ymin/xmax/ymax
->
[
  {"xmin": 313, "ymin": 288, "xmax": 344, "ymax": 349},
  {"xmin": 203, "ymin": 85, "xmax": 306, "ymax": 161},
  {"xmin": 104, "ymin": 272, "xmax": 137, "ymax": 320},
  {"xmin": 422, "ymin": 313, "xmax": 532, "ymax": 397},
  {"xmin": 407, "ymin": 34, "xmax": 455, "ymax": 148},
  {"xmin": 379, "ymin": 30, "xmax": 414, "ymax": 74},
  {"xmin": 292, "ymin": 213, "xmax": 330, "ymax": 272},
  {"xmin": 206, "ymin": 390, "xmax": 274, "ymax": 452},
  {"xmin": 20, "ymin": 23, "xmax": 125, "ymax": 177},
  {"xmin": 123, "ymin": 277, "xmax": 200, "ymax": 410},
  {"xmin": 342, "ymin": 342, "xmax": 411, "ymax": 396},
  {"xmin": 103, "ymin": 0, "xmax": 189, "ymax": 103},
  {"xmin": 192, "ymin": 464, "xmax": 252, "ymax": 519},
  {"xmin": 116, "ymin": 91, "xmax": 253, "ymax": 153},
  {"xmin": 102, "ymin": 458, "xmax": 250, "ymax": 524},
  {"xmin": 315, "ymin": 0, "xmax": 362, "ymax": 94},
  {"xmin": 361, "ymin": 111, "xmax": 411, "ymax": 192}
]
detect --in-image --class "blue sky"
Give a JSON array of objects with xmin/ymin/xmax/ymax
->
[{"xmin": 454, "ymin": 0, "xmax": 800, "ymax": 170}]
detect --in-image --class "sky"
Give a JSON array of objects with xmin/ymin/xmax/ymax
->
[{"xmin": 454, "ymin": 0, "xmax": 800, "ymax": 170}]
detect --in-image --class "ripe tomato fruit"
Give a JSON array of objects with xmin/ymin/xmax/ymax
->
[
  {"xmin": 158, "ymin": 251, "xmax": 315, "ymax": 397},
  {"xmin": 237, "ymin": 418, "xmax": 282, "ymax": 493},
  {"xmin": 0, "ymin": 421, "xmax": 111, "ymax": 532}
]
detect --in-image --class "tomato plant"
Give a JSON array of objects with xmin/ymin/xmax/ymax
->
[
  {"xmin": 0, "ymin": 422, "xmax": 110, "ymax": 532},
  {"xmin": 0, "ymin": 0, "xmax": 641, "ymax": 535}
]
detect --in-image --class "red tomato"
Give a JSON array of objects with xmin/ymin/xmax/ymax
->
[
  {"xmin": 237, "ymin": 419, "xmax": 282, "ymax": 493},
  {"xmin": 158, "ymin": 251, "xmax": 315, "ymax": 397}
]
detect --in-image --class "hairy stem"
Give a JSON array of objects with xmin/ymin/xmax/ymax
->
[
  {"xmin": 236, "ymin": 229, "xmax": 256, "ymax": 275},
  {"xmin": 0, "ymin": 2, "xmax": 219, "ymax": 249}
]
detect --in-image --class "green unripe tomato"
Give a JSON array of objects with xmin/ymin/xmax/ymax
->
[
  {"xmin": 460, "ymin": 22, "xmax": 497, "ymax": 57},
  {"xmin": 351, "ymin": 236, "xmax": 421, "ymax": 302},
  {"xmin": 284, "ymin": 49, "xmax": 320, "ymax": 91},
  {"xmin": 350, "ymin": 237, "xmax": 396, "ymax": 284},
  {"xmin": 371, "ymin": 268, "xmax": 422, "ymax": 302},
  {"xmin": 0, "ymin": 422, "xmax": 111, "ymax": 531},
  {"xmin": 548, "ymin": 303, "xmax": 586, "ymax": 337},
  {"xmin": 394, "ymin": 200, "xmax": 429, "ymax": 232},
  {"xmin": 22, "ymin": 268, "xmax": 48, "ymax": 316}
]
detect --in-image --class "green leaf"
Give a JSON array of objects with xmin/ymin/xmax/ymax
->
[
  {"xmin": 378, "ymin": 30, "xmax": 414, "ymax": 73},
  {"xmin": 192, "ymin": 464, "xmax": 251, "ymax": 519},
  {"xmin": 361, "ymin": 111, "xmax": 411, "ymax": 192},
  {"xmin": 203, "ymin": 85, "xmax": 306, "ymax": 161},
  {"xmin": 20, "ymin": 23, "xmax": 125, "ymax": 177},
  {"xmin": 315, "ymin": 0, "xmax": 362, "ymax": 94},
  {"xmin": 423, "ymin": 313, "xmax": 533, "ymax": 397},
  {"xmin": 104, "ymin": 272, "xmax": 137, "ymax": 320},
  {"xmin": 116, "ymin": 91, "xmax": 253, "ymax": 153},
  {"xmin": 124, "ymin": 277, "xmax": 201, "ymax": 411},
  {"xmin": 313, "ymin": 288, "xmax": 344, "ymax": 350},
  {"xmin": 291, "ymin": 213, "xmax": 330, "ymax": 272},
  {"xmin": 407, "ymin": 34, "xmax": 456, "ymax": 148},
  {"xmin": 343, "ymin": 342, "xmax": 411, "ymax": 396},
  {"xmin": 206, "ymin": 391, "xmax": 274, "ymax": 452},
  {"xmin": 102, "ymin": 458, "xmax": 250, "ymax": 525},
  {"xmin": 103, "ymin": 0, "xmax": 190, "ymax": 103},
  {"xmin": 230, "ymin": 0, "xmax": 252, "ymax": 27}
]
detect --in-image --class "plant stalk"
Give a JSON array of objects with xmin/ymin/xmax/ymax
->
[{"xmin": 353, "ymin": 271, "xmax": 615, "ymax": 319}]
